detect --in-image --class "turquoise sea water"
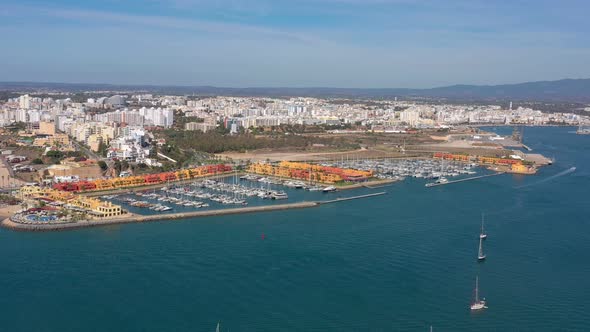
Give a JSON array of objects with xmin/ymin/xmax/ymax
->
[{"xmin": 1, "ymin": 126, "xmax": 589, "ymax": 331}]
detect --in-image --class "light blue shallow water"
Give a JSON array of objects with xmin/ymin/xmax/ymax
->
[{"xmin": 1, "ymin": 126, "xmax": 589, "ymax": 331}]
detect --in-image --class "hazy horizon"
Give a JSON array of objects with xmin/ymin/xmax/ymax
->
[
  {"xmin": 1, "ymin": 0, "xmax": 589, "ymax": 88},
  {"xmin": 3, "ymin": 77, "xmax": 590, "ymax": 91}
]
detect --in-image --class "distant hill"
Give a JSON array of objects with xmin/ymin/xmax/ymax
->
[
  {"xmin": 1, "ymin": 78, "xmax": 589, "ymax": 102},
  {"xmin": 419, "ymin": 79, "xmax": 590, "ymax": 102}
]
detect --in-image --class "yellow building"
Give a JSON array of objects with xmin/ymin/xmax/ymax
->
[
  {"xmin": 510, "ymin": 163, "xmax": 536, "ymax": 174},
  {"xmin": 37, "ymin": 121, "xmax": 56, "ymax": 136},
  {"xmin": 87, "ymin": 134, "xmax": 103, "ymax": 152},
  {"xmin": 247, "ymin": 162, "xmax": 352, "ymax": 184},
  {"xmin": 33, "ymin": 133, "xmax": 71, "ymax": 148},
  {"xmin": 20, "ymin": 186, "xmax": 124, "ymax": 218}
]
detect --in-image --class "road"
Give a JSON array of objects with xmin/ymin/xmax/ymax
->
[
  {"xmin": 0, "ymin": 157, "xmax": 23, "ymax": 189},
  {"xmin": 71, "ymin": 139, "xmax": 101, "ymax": 160}
]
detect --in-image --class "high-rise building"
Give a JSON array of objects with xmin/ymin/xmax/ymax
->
[
  {"xmin": 19, "ymin": 94, "xmax": 31, "ymax": 109},
  {"xmin": 15, "ymin": 109, "xmax": 27, "ymax": 123},
  {"xmin": 28, "ymin": 110, "xmax": 41, "ymax": 123}
]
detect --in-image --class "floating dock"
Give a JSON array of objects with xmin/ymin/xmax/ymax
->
[{"xmin": 425, "ymin": 172, "xmax": 505, "ymax": 187}]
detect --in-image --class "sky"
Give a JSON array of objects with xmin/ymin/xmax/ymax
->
[{"xmin": 1, "ymin": 0, "xmax": 589, "ymax": 88}]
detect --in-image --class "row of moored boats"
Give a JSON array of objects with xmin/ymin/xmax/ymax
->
[
  {"xmin": 239, "ymin": 174, "xmax": 337, "ymax": 192},
  {"xmin": 322, "ymin": 159, "xmax": 477, "ymax": 181}
]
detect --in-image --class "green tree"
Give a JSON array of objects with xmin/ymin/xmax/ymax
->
[
  {"xmin": 114, "ymin": 160, "xmax": 122, "ymax": 174},
  {"xmin": 97, "ymin": 141, "xmax": 109, "ymax": 157},
  {"xmin": 97, "ymin": 160, "xmax": 107, "ymax": 171},
  {"xmin": 46, "ymin": 150, "xmax": 63, "ymax": 158}
]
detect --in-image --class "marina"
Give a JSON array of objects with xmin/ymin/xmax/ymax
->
[
  {"xmin": 5, "ymin": 157, "xmax": 504, "ymax": 233},
  {"xmin": 320, "ymin": 158, "xmax": 480, "ymax": 181},
  {"xmin": 105, "ymin": 175, "xmax": 339, "ymax": 214},
  {"xmin": 0, "ymin": 126, "xmax": 588, "ymax": 330}
]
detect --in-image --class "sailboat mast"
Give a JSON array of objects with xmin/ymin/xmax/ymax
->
[
  {"xmin": 481, "ymin": 213, "xmax": 485, "ymax": 233},
  {"xmin": 475, "ymin": 276, "xmax": 479, "ymax": 302}
]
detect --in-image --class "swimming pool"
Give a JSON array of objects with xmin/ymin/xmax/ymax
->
[{"xmin": 25, "ymin": 215, "xmax": 58, "ymax": 222}]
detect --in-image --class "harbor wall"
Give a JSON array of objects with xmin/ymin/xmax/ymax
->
[
  {"xmin": 1, "ymin": 189, "xmax": 390, "ymax": 232},
  {"xmin": 1, "ymin": 201, "xmax": 319, "ymax": 232}
]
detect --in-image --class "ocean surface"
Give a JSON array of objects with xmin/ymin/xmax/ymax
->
[{"xmin": 1, "ymin": 126, "xmax": 589, "ymax": 331}]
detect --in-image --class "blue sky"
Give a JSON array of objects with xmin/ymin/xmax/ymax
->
[{"xmin": 1, "ymin": 0, "xmax": 589, "ymax": 88}]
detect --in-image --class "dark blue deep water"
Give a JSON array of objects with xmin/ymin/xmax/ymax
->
[{"xmin": 1, "ymin": 127, "xmax": 589, "ymax": 331}]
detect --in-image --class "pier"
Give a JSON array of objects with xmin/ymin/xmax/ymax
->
[{"xmin": 425, "ymin": 172, "xmax": 505, "ymax": 187}]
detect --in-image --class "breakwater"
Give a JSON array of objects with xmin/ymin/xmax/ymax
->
[
  {"xmin": 337, "ymin": 178, "xmax": 397, "ymax": 190},
  {"xmin": 425, "ymin": 172, "xmax": 505, "ymax": 187},
  {"xmin": 2, "ymin": 201, "xmax": 319, "ymax": 232},
  {"xmin": 319, "ymin": 192, "xmax": 387, "ymax": 204},
  {"xmin": 2, "ymin": 191, "xmax": 389, "ymax": 232}
]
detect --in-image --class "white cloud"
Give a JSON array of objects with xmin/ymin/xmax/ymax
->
[{"xmin": 3, "ymin": 5, "xmax": 319, "ymax": 43}]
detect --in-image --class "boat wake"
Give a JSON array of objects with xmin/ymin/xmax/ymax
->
[{"xmin": 515, "ymin": 167, "xmax": 576, "ymax": 189}]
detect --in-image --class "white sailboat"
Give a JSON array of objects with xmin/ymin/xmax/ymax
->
[
  {"xmin": 480, "ymin": 213, "xmax": 487, "ymax": 240},
  {"xmin": 216, "ymin": 322, "xmax": 220, "ymax": 332},
  {"xmin": 470, "ymin": 276, "xmax": 487, "ymax": 311},
  {"xmin": 477, "ymin": 237, "xmax": 486, "ymax": 261}
]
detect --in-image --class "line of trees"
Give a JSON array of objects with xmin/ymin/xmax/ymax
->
[{"xmin": 160, "ymin": 130, "xmax": 357, "ymax": 154}]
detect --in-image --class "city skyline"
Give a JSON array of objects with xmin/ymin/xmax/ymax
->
[{"xmin": 1, "ymin": 0, "xmax": 590, "ymax": 87}]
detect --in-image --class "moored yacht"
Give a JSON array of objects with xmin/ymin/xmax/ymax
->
[
  {"xmin": 322, "ymin": 186, "xmax": 337, "ymax": 192},
  {"xmin": 271, "ymin": 191, "xmax": 288, "ymax": 200}
]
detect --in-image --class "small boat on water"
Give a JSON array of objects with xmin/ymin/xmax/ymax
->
[
  {"xmin": 576, "ymin": 124, "xmax": 590, "ymax": 135},
  {"xmin": 271, "ymin": 191, "xmax": 288, "ymax": 200},
  {"xmin": 470, "ymin": 276, "xmax": 488, "ymax": 311},
  {"xmin": 477, "ymin": 237, "xmax": 486, "ymax": 261},
  {"xmin": 480, "ymin": 213, "xmax": 487, "ymax": 240},
  {"xmin": 425, "ymin": 176, "xmax": 448, "ymax": 187},
  {"xmin": 322, "ymin": 186, "xmax": 337, "ymax": 192},
  {"xmin": 307, "ymin": 186, "xmax": 323, "ymax": 191}
]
